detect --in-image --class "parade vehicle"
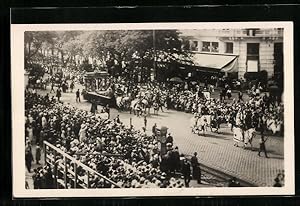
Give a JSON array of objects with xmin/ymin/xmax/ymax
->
[{"xmin": 82, "ymin": 71, "xmax": 116, "ymax": 107}]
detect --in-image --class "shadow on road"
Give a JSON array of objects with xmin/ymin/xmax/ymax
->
[{"xmin": 197, "ymin": 132, "xmax": 231, "ymax": 140}]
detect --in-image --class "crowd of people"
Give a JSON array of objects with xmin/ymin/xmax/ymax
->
[{"xmin": 25, "ymin": 89, "xmax": 204, "ymax": 189}]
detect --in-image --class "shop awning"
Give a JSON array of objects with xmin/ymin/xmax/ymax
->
[
  {"xmin": 221, "ymin": 57, "xmax": 238, "ymax": 73},
  {"xmin": 192, "ymin": 53, "xmax": 238, "ymax": 73}
]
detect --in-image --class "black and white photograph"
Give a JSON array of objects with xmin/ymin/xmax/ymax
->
[{"xmin": 11, "ymin": 22, "xmax": 294, "ymax": 197}]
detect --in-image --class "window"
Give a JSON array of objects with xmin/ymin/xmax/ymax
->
[
  {"xmin": 225, "ymin": 42, "xmax": 233, "ymax": 53},
  {"xmin": 211, "ymin": 42, "xmax": 219, "ymax": 52},
  {"xmin": 247, "ymin": 43, "xmax": 260, "ymax": 72},
  {"xmin": 190, "ymin": 41, "xmax": 198, "ymax": 51},
  {"xmin": 202, "ymin": 42, "xmax": 210, "ymax": 52},
  {"xmin": 202, "ymin": 41, "xmax": 219, "ymax": 53}
]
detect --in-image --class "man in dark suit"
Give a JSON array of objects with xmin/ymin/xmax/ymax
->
[
  {"xmin": 181, "ymin": 158, "xmax": 191, "ymax": 187},
  {"xmin": 191, "ymin": 152, "xmax": 201, "ymax": 184},
  {"xmin": 56, "ymin": 88, "xmax": 61, "ymax": 102}
]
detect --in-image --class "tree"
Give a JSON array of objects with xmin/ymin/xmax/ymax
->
[
  {"xmin": 24, "ymin": 29, "xmax": 192, "ymax": 82},
  {"xmin": 24, "ymin": 31, "xmax": 57, "ymax": 67}
]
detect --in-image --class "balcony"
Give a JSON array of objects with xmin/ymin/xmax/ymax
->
[{"xmin": 218, "ymin": 29, "xmax": 283, "ymax": 39}]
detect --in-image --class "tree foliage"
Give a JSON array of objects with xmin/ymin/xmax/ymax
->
[{"xmin": 24, "ymin": 29, "xmax": 192, "ymax": 78}]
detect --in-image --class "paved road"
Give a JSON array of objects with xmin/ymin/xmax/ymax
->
[{"xmin": 35, "ymin": 84, "xmax": 284, "ymax": 187}]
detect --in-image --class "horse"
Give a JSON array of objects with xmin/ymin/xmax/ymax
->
[
  {"xmin": 130, "ymin": 99, "xmax": 144, "ymax": 116},
  {"xmin": 116, "ymin": 96, "xmax": 131, "ymax": 111},
  {"xmin": 232, "ymin": 126, "xmax": 256, "ymax": 150},
  {"xmin": 140, "ymin": 98, "xmax": 152, "ymax": 115},
  {"xmin": 190, "ymin": 115, "xmax": 211, "ymax": 136}
]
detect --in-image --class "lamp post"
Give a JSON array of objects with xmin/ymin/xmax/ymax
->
[{"xmin": 153, "ymin": 30, "xmax": 157, "ymax": 81}]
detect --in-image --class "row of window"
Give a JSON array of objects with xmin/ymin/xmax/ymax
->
[{"xmin": 190, "ymin": 41, "xmax": 233, "ymax": 54}]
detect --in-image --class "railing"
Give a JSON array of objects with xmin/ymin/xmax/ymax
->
[
  {"xmin": 219, "ymin": 29, "xmax": 283, "ymax": 38},
  {"xmin": 43, "ymin": 140, "xmax": 121, "ymax": 189}
]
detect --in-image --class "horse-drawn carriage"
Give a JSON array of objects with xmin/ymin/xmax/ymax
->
[
  {"xmin": 190, "ymin": 111, "xmax": 256, "ymax": 150},
  {"xmin": 82, "ymin": 71, "xmax": 116, "ymax": 107}
]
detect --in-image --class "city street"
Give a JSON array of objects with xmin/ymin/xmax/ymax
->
[{"xmin": 36, "ymin": 84, "xmax": 284, "ymax": 187}]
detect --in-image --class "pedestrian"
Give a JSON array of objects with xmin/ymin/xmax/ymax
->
[
  {"xmin": 35, "ymin": 143, "xmax": 41, "ymax": 165},
  {"xmin": 258, "ymin": 135, "xmax": 269, "ymax": 158},
  {"xmin": 193, "ymin": 164, "xmax": 202, "ymax": 184},
  {"xmin": 115, "ymin": 114, "xmax": 121, "ymax": 124},
  {"xmin": 50, "ymin": 82, "xmax": 55, "ymax": 93},
  {"xmin": 25, "ymin": 148, "xmax": 33, "ymax": 173},
  {"xmin": 76, "ymin": 89, "xmax": 80, "ymax": 102},
  {"xmin": 152, "ymin": 123, "xmax": 157, "ymax": 136},
  {"xmin": 70, "ymin": 81, "xmax": 74, "ymax": 93},
  {"xmin": 191, "ymin": 152, "xmax": 201, "ymax": 183},
  {"xmin": 181, "ymin": 158, "xmax": 191, "ymax": 187},
  {"xmin": 56, "ymin": 87, "xmax": 61, "ymax": 102},
  {"xmin": 173, "ymin": 146, "xmax": 181, "ymax": 172},
  {"xmin": 144, "ymin": 115, "xmax": 147, "ymax": 129}
]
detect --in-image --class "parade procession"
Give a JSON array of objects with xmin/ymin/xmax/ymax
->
[{"xmin": 22, "ymin": 27, "xmax": 286, "ymax": 190}]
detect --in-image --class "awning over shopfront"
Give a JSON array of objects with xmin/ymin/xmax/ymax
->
[
  {"xmin": 192, "ymin": 53, "xmax": 238, "ymax": 73},
  {"xmin": 221, "ymin": 57, "xmax": 238, "ymax": 73}
]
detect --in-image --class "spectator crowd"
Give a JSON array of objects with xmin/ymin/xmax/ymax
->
[{"xmin": 25, "ymin": 89, "xmax": 203, "ymax": 189}]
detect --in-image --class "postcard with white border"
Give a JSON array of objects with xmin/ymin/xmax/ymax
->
[{"xmin": 11, "ymin": 22, "xmax": 294, "ymax": 197}]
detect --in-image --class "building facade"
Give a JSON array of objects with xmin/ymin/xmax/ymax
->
[{"xmin": 180, "ymin": 28, "xmax": 283, "ymax": 79}]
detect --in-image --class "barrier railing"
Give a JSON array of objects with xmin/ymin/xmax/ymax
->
[{"xmin": 43, "ymin": 140, "xmax": 121, "ymax": 189}]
